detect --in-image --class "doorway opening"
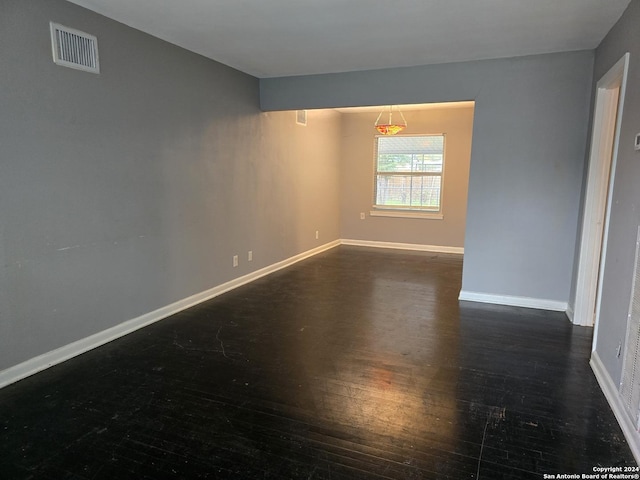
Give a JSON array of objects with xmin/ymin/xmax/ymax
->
[
  {"xmin": 334, "ymin": 101, "xmax": 474, "ymax": 254},
  {"xmin": 572, "ymin": 53, "xmax": 629, "ymax": 331}
]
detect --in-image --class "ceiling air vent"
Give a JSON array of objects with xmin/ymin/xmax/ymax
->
[{"xmin": 50, "ymin": 22, "xmax": 100, "ymax": 74}]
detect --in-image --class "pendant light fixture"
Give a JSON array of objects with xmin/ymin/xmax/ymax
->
[{"xmin": 374, "ymin": 105, "xmax": 407, "ymax": 135}]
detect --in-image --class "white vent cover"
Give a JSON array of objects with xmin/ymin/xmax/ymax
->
[
  {"xmin": 50, "ymin": 22, "xmax": 99, "ymax": 74},
  {"xmin": 296, "ymin": 110, "xmax": 307, "ymax": 126},
  {"xmin": 620, "ymin": 226, "xmax": 640, "ymax": 430}
]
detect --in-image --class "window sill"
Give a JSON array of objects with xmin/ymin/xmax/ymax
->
[{"xmin": 369, "ymin": 210, "xmax": 444, "ymax": 220}]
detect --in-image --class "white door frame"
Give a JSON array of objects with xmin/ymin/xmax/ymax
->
[{"xmin": 573, "ymin": 53, "xmax": 629, "ymax": 331}]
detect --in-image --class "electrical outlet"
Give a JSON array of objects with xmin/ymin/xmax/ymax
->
[
  {"xmin": 360, "ymin": 212, "xmax": 365, "ymax": 220},
  {"xmin": 248, "ymin": 251, "xmax": 253, "ymax": 262},
  {"xmin": 233, "ymin": 255, "xmax": 238, "ymax": 267},
  {"xmin": 315, "ymin": 230, "xmax": 319, "ymax": 239}
]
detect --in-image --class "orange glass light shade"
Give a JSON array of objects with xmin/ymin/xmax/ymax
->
[
  {"xmin": 374, "ymin": 106, "xmax": 407, "ymax": 135},
  {"xmin": 375, "ymin": 124, "xmax": 406, "ymax": 135}
]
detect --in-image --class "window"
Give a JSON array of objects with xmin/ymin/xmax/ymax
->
[{"xmin": 373, "ymin": 135, "xmax": 445, "ymax": 216}]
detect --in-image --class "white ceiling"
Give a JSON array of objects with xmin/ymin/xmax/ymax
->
[
  {"xmin": 66, "ymin": 0, "xmax": 631, "ymax": 78},
  {"xmin": 335, "ymin": 101, "xmax": 475, "ymax": 113}
]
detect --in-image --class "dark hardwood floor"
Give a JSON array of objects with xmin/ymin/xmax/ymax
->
[{"xmin": 0, "ymin": 246, "xmax": 635, "ymax": 479}]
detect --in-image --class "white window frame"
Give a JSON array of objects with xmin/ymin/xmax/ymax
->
[{"xmin": 371, "ymin": 134, "xmax": 445, "ymax": 220}]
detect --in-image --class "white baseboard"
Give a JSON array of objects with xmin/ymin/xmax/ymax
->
[
  {"xmin": 340, "ymin": 239, "xmax": 464, "ymax": 255},
  {"xmin": 590, "ymin": 351, "xmax": 640, "ymax": 465},
  {"xmin": 566, "ymin": 304, "xmax": 575, "ymax": 323},
  {"xmin": 458, "ymin": 290, "xmax": 568, "ymax": 312},
  {"xmin": 0, "ymin": 240, "xmax": 341, "ymax": 389}
]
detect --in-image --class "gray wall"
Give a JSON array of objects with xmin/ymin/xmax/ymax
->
[
  {"xmin": 0, "ymin": 0, "xmax": 341, "ymax": 371},
  {"xmin": 591, "ymin": 0, "xmax": 640, "ymax": 384},
  {"xmin": 340, "ymin": 105, "xmax": 474, "ymax": 247},
  {"xmin": 262, "ymin": 51, "xmax": 594, "ymax": 303}
]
